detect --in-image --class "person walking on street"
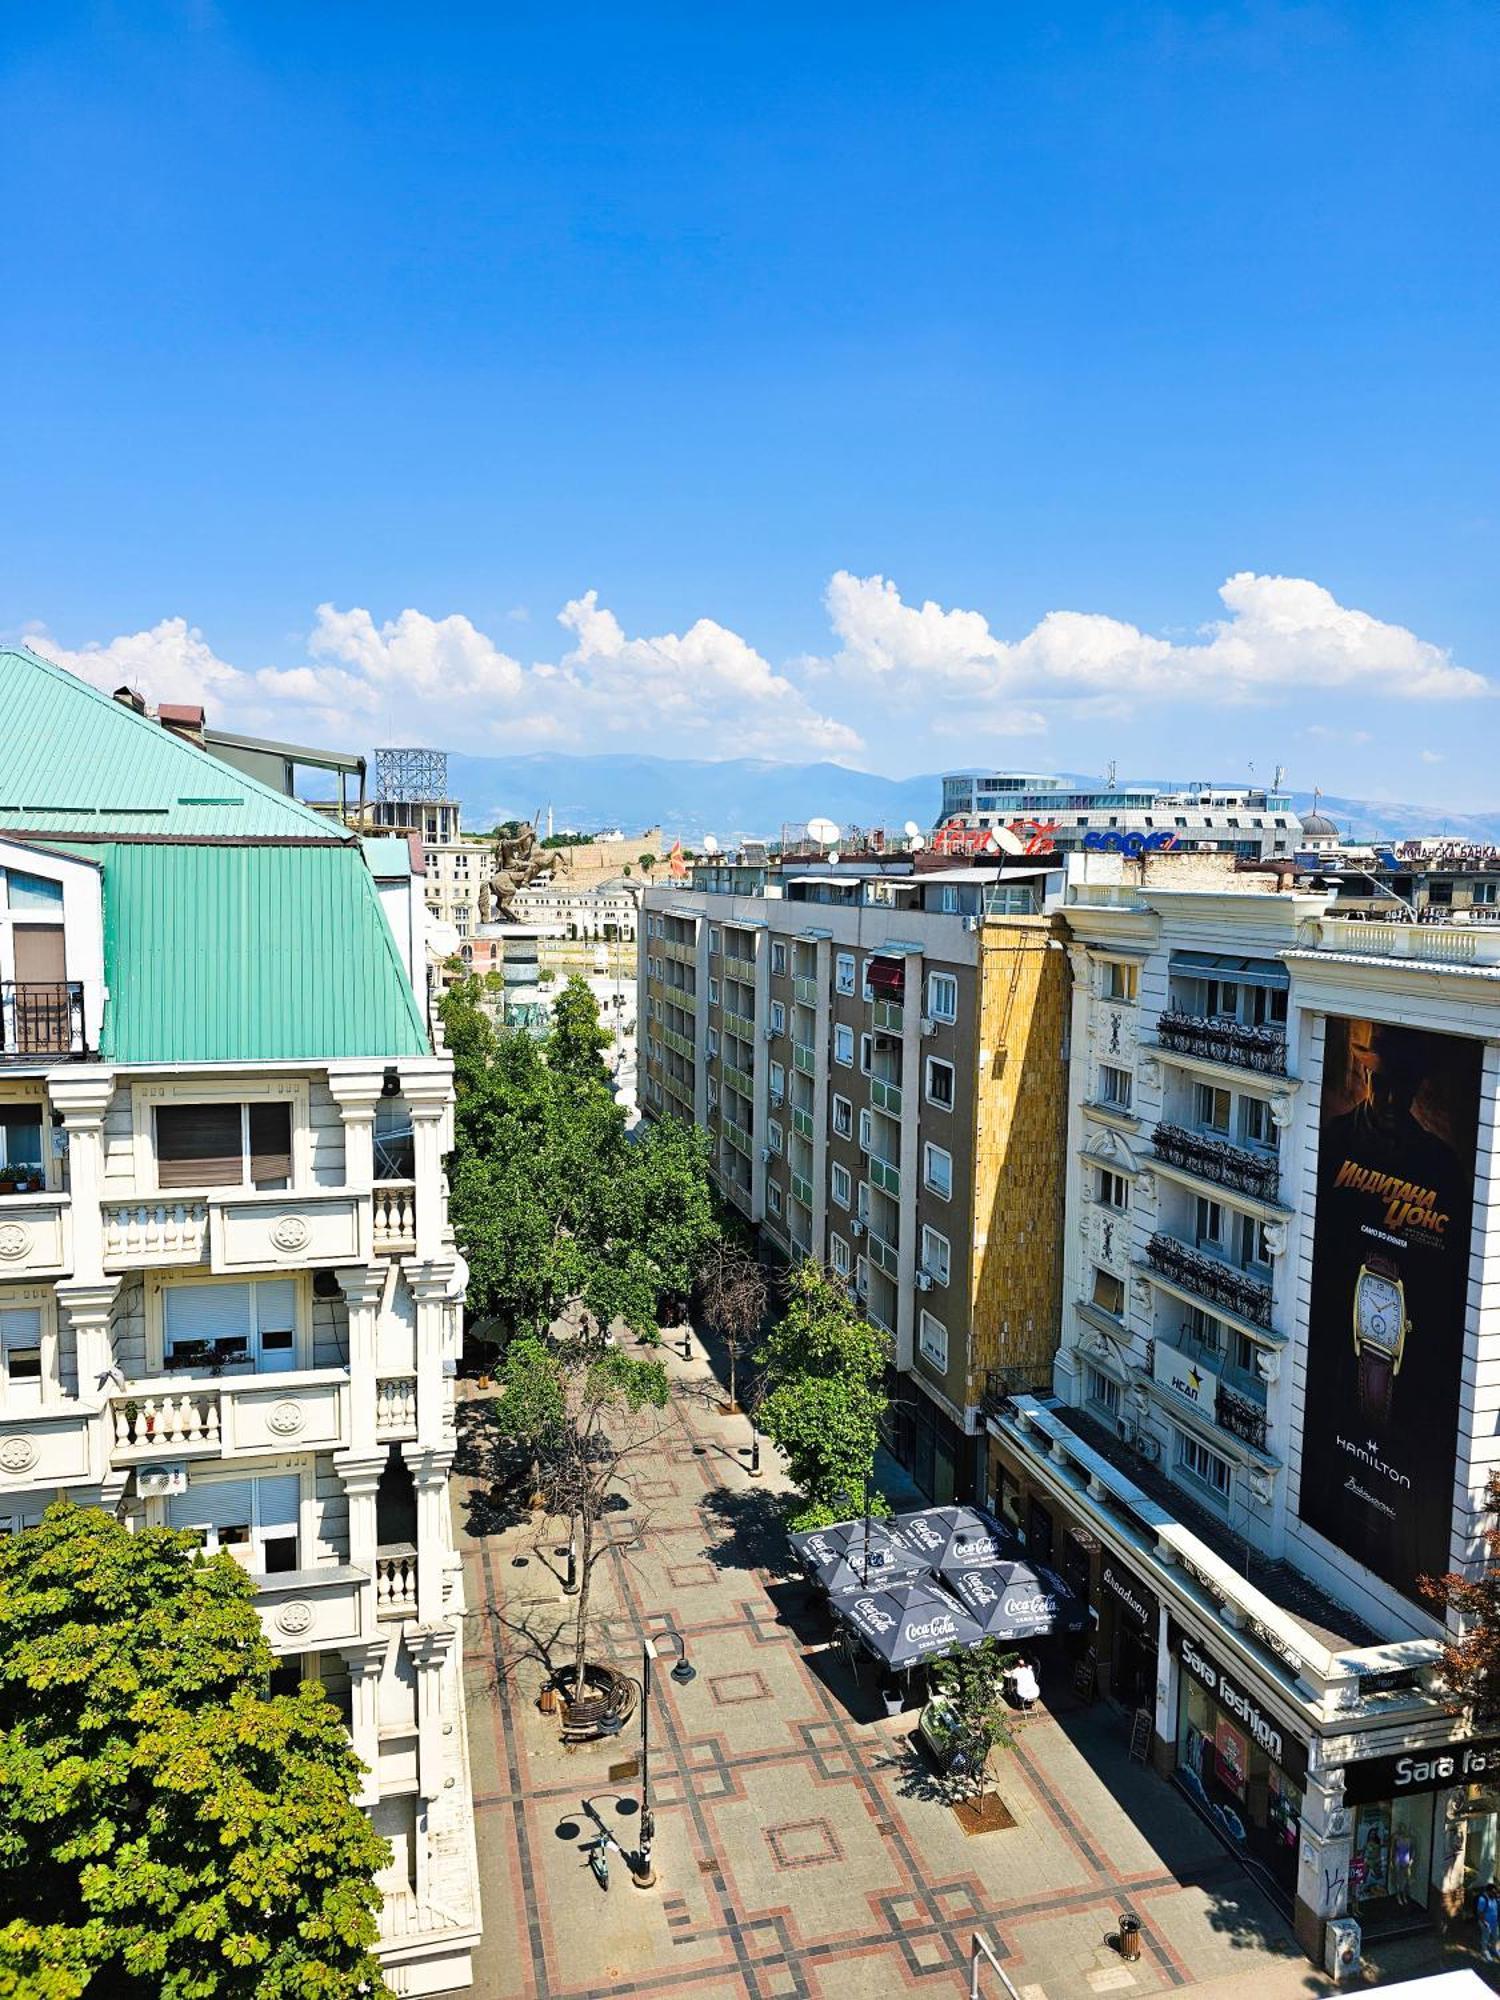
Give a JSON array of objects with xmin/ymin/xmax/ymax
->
[{"xmin": 1475, "ymin": 1880, "xmax": 1499, "ymax": 1961}]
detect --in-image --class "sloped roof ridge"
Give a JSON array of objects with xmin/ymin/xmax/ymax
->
[{"xmin": 0, "ymin": 645, "xmax": 350, "ymax": 841}]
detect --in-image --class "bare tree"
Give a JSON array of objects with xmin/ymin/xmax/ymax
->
[{"xmin": 697, "ymin": 1240, "xmax": 768, "ymax": 1414}]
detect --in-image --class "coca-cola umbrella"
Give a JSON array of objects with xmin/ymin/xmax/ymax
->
[
  {"xmin": 789, "ymin": 1520, "xmax": 930, "ymax": 1598},
  {"xmin": 891, "ymin": 1505, "xmax": 1022, "ymax": 1575},
  {"xmin": 830, "ymin": 1577, "xmax": 986, "ymax": 1672},
  {"xmin": 943, "ymin": 1559, "xmax": 1089, "ymax": 1642}
]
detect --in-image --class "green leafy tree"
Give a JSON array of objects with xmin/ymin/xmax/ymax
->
[
  {"xmin": 547, "ymin": 975, "xmax": 612, "ymax": 1092},
  {"xmin": 638, "ymin": 852, "xmax": 657, "ymax": 876},
  {"xmin": 757, "ymin": 1263, "xmax": 890, "ymax": 1530},
  {"xmin": 1421, "ymin": 1471, "xmax": 1500, "ymax": 1717},
  {"xmin": 0, "ymin": 1502, "xmax": 389, "ymax": 2000},
  {"xmin": 497, "ymin": 1339, "xmax": 669, "ymax": 1688},
  {"xmin": 929, "ymin": 1638, "xmax": 1021, "ymax": 1803}
]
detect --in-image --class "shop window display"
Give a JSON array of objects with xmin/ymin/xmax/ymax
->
[
  {"xmin": 1177, "ymin": 1673, "xmax": 1302, "ymax": 1901},
  {"xmin": 1348, "ymin": 1797, "xmax": 1433, "ymax": 1920}
]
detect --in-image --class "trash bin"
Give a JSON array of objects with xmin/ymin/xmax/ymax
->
[{"xmin": 1118, "ymin": 1915, "xmax": 1141, "ymax": 1962}]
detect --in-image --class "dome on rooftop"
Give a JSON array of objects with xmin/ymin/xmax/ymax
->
[{"xmin": 1300, "ymin": 811, "xmax": 1339, "ymax": 837}]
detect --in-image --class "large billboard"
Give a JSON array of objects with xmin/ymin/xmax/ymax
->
[{"xmin": 1299, "ymin": 1017, "xmax": 1482, "ymax": 1605}]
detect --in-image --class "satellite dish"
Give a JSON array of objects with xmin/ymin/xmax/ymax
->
[
  {"xmin": 807, "ymin": 816, "xmax": 840, "ymax": 846},
  {"xmin": 909, "ymin": 832, "xmax": 926, "ymax": 852},
  {"xmin": 903, "ymin": 819, "xmax": 922, "ymax": 839},
  {"xmin": 826, "ymin": 851, "xmax": 840, "ymax": 865},
  {"xmin": 701, "ymin": 834, "xmax": 720, "ymax": 855}
]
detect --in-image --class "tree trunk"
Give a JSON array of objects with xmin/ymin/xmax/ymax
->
[
  {"xmin": 727, "ymin": 1343, "xmax": 738, "ymax": 1411},
  {"xmin": 572, "ymin": 1496, "xmax": 596, "ymax": 1692}
]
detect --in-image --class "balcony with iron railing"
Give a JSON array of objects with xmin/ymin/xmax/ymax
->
[
  {"xmin": 1215, "ymin": 1384, "xmax": 1271, "ymax": 1453},
  {"xmin": 1145, "ymin": 1233, "xmax": 1273, "ymax": 1330},
  {"xmin": 1154, "ymin": 1011, "xmax": 1288, "ymax": 1076},
  {"xmin": 1151, "ymin": 1124, "xmax": 1281, "ymax": 1204},
  {"xmin": 0, "ymin": 982, "xmax": 89, "ymax": 1063}
]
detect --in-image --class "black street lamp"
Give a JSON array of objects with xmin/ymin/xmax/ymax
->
[{"xmin": 632, "ymin": 1626, "xmax": 695, "ymax": 1890}]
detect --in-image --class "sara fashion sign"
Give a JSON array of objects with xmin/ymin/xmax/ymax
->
[
  {"xmin": 1170, "ymin": 1623, "xmax": 1308, "ymax": 1786},
  {"xmin": 1299, "ymin": 1017, "xmax": 1482, "ymax": 1607},
  {"xmin": 1341, "ymin": 1734, "xmax": 1500, "ymax": 1806},
  {"xmin": 1100, "ymin": 1558, "xmax": 1157, "ymax": 1635}
]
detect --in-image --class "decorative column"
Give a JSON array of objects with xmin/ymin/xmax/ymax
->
[
  {"xmin": 402, "ymin": 1443, "xmax": 456, "ymax": 1628},
  {"xmin": 346, "ymin": 1638, "xmax": 388, "ymax": 1807},
  {"xmin": 338, "ymin": 1457, "xmax": 384, "ymax": 1637},
  {"xmin": 402, "ymin": 1078, "xmax": 452, "ymax": 1265},
  {"xmin": 47, "ymin": 1069, "xmax": 116, "ymax": 1288},
  {"xmin": 406, "ymin": 1625, "xmax": 457, "ymax": 1856},
  {"xmin": 54, "ymin": 1280, "xmax": 120, "ymax": 1412},
  {"xmin": 327, "ymin": 1067, "xmax": 383, "ymax": 1260},
  {"xmin": 1293, "ymin": 1769, "xmax": 1353, "ymax": 1961},
  {"xmin": 336, "ymin": 1263, "xmax": 385, "ymax": 1460}
]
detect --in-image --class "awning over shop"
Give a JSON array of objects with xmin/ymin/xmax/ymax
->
[
  {"xmin": 1168, "ymin": 950, "xmax": 1289, "ymax": 991},
  {"xmin": 893, "ymin": 1505, "xmax": 1021, "ymax": 1574},
  {"xmin": 789, "ymin": 1521, "xmax": 930, "ymax": 1598},
  {"xmin": 831, "ymin": 1578, "xmax": 985, "ymax": 1671},
  {"xmin": 944, "ymin": 1559, "xmax": 1090, "ymax": 1642}
]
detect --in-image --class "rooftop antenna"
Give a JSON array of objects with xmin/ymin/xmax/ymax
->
[
  {"xmin": 1273, "ymin": 763, "xmax": 1286, "ymax": 791},
  {"xmin": 1105, "ymin": 759, "xmax": 1117, "ymax": 790}
]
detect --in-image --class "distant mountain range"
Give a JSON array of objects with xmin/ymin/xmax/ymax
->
[{"xmin": 446, "ymin": 752, "xmax": 1500, "ymax": 847}]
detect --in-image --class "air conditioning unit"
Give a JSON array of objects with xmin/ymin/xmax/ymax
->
[
  {"xmin": 963, "ymin": 915, "xmax": 981, "ymax": 932},
  {"xmin": 920, "ymin": 1016, "xmax": 936, "ymax": 1037},
  {"xmin": 137, "ymin": 1463, "xmax": 189, "ymax": 1499},
  {"xmin": 915, "ymin": 1270, "xmax": 934, "ymax": 1293},
  {"xmin": 849, "ymin": 1219, "xmax": 865, "ymax": 1238},
  {"xmin": 759, "ymin": 1147, "xmax": 772, "ymax": 1164}
]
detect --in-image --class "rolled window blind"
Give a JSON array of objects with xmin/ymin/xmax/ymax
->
[
  {"xmin": 157, "ymin": 1104, "xmax": 243, "ymax": 1188},
  {"xmin": 248, "ymin": 1103, "xmax": 292, "ymax": 1189},
  {"xmin": 164, "ymin": 1283, "xmax": 252, "ymax": 1354}
]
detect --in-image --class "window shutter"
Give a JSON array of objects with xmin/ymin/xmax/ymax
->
[
  {"xmin": 0, "ymin": 1306, "xmax": 43, "ymax": 1352},
  {"xmin": 255, "ymin": 1474, "xmax": 300, "ymax": 1529},
  {"xmin": 164, "ymin": 1283, "xmax": 252, "ymax": 1356},
  {"xmin": 248, "ymin": 1103, "xmax": 292, "ymax": 1188},
  {"xmin": 169, "ymin": 1476, "xmax": 254, "ymax": 1532},
  {"xmin": 157, "ymin": 1104, "xmax": 243, "ymax": 1188}
]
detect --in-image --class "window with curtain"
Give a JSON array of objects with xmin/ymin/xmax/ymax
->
[
  {"xmin": 0, "ymin": 1104, "xmax": 44, "ymax": 1174},
  {"xmin": 156, "ymin": 1102, "xmax": 292, "ymax": 1191}
]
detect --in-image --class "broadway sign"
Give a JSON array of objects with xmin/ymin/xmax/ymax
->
[{"xmin": 1299, "ymin": 1017, "xmax": 1482, "ymax": 1607}]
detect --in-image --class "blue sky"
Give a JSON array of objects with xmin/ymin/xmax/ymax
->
[{"xmin": 3, "ymin": 3, "xmax": 1497, "ymax": 805}]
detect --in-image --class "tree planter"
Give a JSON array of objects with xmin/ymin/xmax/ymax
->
[
  {"xmin": 952, "ymin": 1792, "xmax": 1016, "ymax": 1836},
  {"xmin": 554, "ymin": 1661, "xmax": 639, "ymax": 1742}
]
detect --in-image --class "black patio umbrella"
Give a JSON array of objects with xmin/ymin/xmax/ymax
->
[
  {"xmin": 943, "ymin": 1559, "xmax": 1089, "ymax": 1642},
  {"xmin": 830, "ymin": 1577, "xmax": 986, "ymax": 1671},
  {"xmin": 789, "ymin": 1521, "xmax": 930, "ymax": 1598},
  {"xmin": 891, "ymin": 1505, "xmax": 1022, "ymax": 1575}
]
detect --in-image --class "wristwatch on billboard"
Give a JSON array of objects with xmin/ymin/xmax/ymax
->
[{"xmin": 1352, "ymin": 1252, "xmax": 1409, "ymax": 1423}]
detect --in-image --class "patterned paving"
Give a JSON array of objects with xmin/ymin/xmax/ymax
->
[{"xmin": 456, "ymin": 1344, "xmax": 1456, "ymax": 2000}]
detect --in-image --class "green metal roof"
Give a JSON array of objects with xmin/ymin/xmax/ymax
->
[
  {"xmin": 0, "ymin": 646, "xmax": 349, "ymax": 841},
  {"xmin": 95, "ymin": 843, "xmax": 429, "ymax": 1063}
]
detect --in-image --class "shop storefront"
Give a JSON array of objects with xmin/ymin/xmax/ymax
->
[
  {"xmin": 1339, "ymin": 1734, "xmax": 1500, "ymax": 1932},
  {"xmin": 887, "ymin": 1368, "xmax": 972, "ymax": 1504},
  {"xmin": 1171, "ymin": 1622, "xmax": 1308, "ymax": 1910},
  {"xmin": 1099, "ymin": 1555, "xmax": 1158, "ymax": 1711}
]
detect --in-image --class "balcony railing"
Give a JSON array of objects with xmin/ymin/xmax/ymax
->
[
  {"xmin": 721, "ymin": 1119, "xmax": 754, "ymax": 1159},
  {"xmin": 110, "ymin": 1368, "xmax": 350, "ymax": 1459},
  {"xmin": 1151, "ymin": 1124, "xmax": 1280, "ymax": 1203},
  {"xmin": 794, "ymin": 975, "xmax": 819, "ymax": 1006},
  {"xmin": 872, "ymin": 999, "xmax": 904, "ymax": 1033},
  {"xmin": 722, "ymin": 1062, "xmax": 754, "ymax": 1100},
  {"xmin": 1155, "ymin": 1011, "xmax": 1288, "ymax": 1076},
  {"xmin": 103, "ymin": 1198, "xmax": 210, "ymax": 1267},
  {"xmin": 866, "ymin": 1227, "xmax": 899, "ymax": 1278},
  {"xmin": 790, "ymin": 1171, "xmax": 814, "ymax": 1209},
  {"xmin": 373, "ymin": 1182, "xmax": 416, "ymax": 1254},
  {"xmin": 791, "ymin": 1106, "xmax": 815, "ymax": 1141},
  {"xmin": 722, "ymin": 953, "xmax": 756, "ymax": 984},
  {"xmin": 1216, "ymin": 1384, "xmax": 1270, "ymax": 1452},
  {"xmin": 1145, "ymin": 1233, "xmax": 1273, "ymax": 1329},
  {"xmin": 723, "ymin": 1009, "xmax": 756, "ymax": 1043},
  {"xmin": 0, "ymin": 982, "xmax": 88, "ymax": 1062},
  {"xmin": 869, "ymin": 1077, "xmax": 903, "ymax": 1117},
  {"xmin": 793, "ymin": 1042, "xmax": 817, "ymax": 1076},
  {"xmin": 376, "ymin": 1544, "xmax": 419, "ymax": 1620},
  {"xmin": 868, "ymin": 1158, "xmax": 901, "ymax": 1198},
  {"xmin": 375, "ymin": 1375, "xmax": 418, "ymax": 1439}
]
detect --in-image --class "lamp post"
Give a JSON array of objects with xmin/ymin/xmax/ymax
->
[
  {"xmin": 748, "ymin": 1415, "xmax": 761, "ymax": 1479},
  {"xmin": 633, "ymin": 1626, "xmax": 695, "ymax": 1890}
]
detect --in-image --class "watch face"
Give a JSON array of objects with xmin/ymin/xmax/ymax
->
[{"xmin": 1357, "ymin": 1272, "xmax": 1402, "ymax": 1347}]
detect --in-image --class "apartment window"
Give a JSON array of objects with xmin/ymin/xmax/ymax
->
[
  {"xmin": 835, "ymin": 952, "xmax": 856, "ymax": 996},
  {"xmin": 1240, "ymin": 1095, "xmax": 1276, "ymax": 1150},
  {"xmin": 0, "ymin": 1104, "xmax": 44, "ymax": 1176},
  {"xmin": 918, "ymin": 1311, "xmax": 948, "ymax": 1372},
  {"xmin": 832, "ymin": 1094, "xmax": 853, "ymax": 1139},
  {"xmin": 1103, "ymin": 960, "xmax": 1138, "ymax": 1004},
  {"xmin": 162, "ymin": 1277, "xmax": 298, "ymax": 1374},
  {"xmin": 709, "ymin": 928, "xmax": 720, "ymax": 955},
  {"xmin": 1195, "ymin": 1082, "xmax": 1231, "ymax": 1135},
  {"xmin": 923, "ymin": 1143, "xmax": 952, "ymax": 1199},
  {"xmin": 0, "ymin": 1304, "xmax": 43, "ymax": 1405},
  {"xmin": 707, "ymin": 1078, "xmax": 719, "ymax": 1107},
  {"xmin": 374, "ymin": 1100, "xmax": 414, "ymax": 1181},
  {"xmin": 768, "ymin": 1120, "xmax": 783, "ymax": 1156},
  {"xmin": 770, "ymin": 1000, "xmax": 786, "ymax": 1036},
  {"xmin": 1097, "ymin": 1168, "xmax": 1129, "ymax": 1212},
  {"xmin": 708, "ymin": 977, "xmax": 720, "ymax": 1006},
  {"xmin": 168, "ymin": 1472, "xmax": 301, "ymax": 1574},
  {"xmin": 858, "ymin": 1107, "xmax": 874, "ymax": 1152},
  {"xmin": 925, "ymin": 1057, "xmax": 955, "ymax": 1110},
  {"xmin": 769, "ymin": 1061, "xmax": 785, "ymax": 1101},
  {"xmin": 834, "ymin": 1024, "xmax": 854, "ymax": 1067},
  {"xmin": 1240, "ymin": 1215, "xmax": 1273, "ymax": 1270},
  {"xmin": 707, "ymin": 1027, "xmax": 719, "ymax": 1057},
  {"xmin": 1098, "ymin": 1065, "xmax": 1132, "ymax": 1112},
  {"xmin": 1085, "ymin": 1366, "xmax": 1121, "ymax": 1417},
  {"xmin": 1474, "ymin": 881, "xmax": 1499, "ymax": 907},
  {"xmin": 831, "ymin": 1162, "xmax": 852, "ymax": 1208},
  {"xmin": 155, "ymin": 1101, "xmax": 292, "ymax": 1192},
  {"xmin": 920, "ymin": 1225, "xmax": 950, "ymax": 1286},
  {"xmin": 767, "ymin": 1182, "xmax": 783, "ymax": 1217},
  {"xmin": 859, "ymin": 1032, "xmax": 874, "ymax": 1074},
  {"xmin": 938, "ymin": 882, "xmax": 961, "ymax": 914},
  {"xmin": 1195, "ymin": 1197, "xmax": 1224, "ymax": 1248},
  {"xmin": 1091, "ymin": 1266, "xmax": 1125, "ymax": 1317},
  {"xmin": 771, "ymin": 941, "xmax": 787, "ymax": 976},
  {"xmin": 830, "ymin": 1234, "xmax": 850, "ymax": 1277},
  {"xmin": 1177, "ymin": 1431, "xmax": 1232, "ymax": 1501},
  {"xmin": 927, "ymin": 972, "xmax": 958, "ymax": 1023}
]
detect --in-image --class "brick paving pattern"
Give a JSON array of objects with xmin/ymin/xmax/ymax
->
[{"xmin": 456, "ymin": 1338, "xmax": 1477, "ymax": 2000}]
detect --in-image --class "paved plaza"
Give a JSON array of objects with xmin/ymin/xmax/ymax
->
[{"xmin": 456, "ymin": 1337, "xmax": 1486, "ymax": 2000}]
